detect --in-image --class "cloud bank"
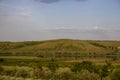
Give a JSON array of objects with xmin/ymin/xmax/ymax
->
[
  {"xmin": 0, "ymin": 26, "xmax": 120, "ymax": 41},
  {"xmin": 33, "ymin": 0, "xmax": 87, "ymax": 4}
]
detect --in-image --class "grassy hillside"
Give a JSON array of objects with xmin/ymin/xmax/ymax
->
[
  {"xmin": 0, "ymin": 39, "xmax": 120, "ymax": 58},
  {"xmin": 1, "ymin": 39, "xmax": 120, "ymax": 80}
]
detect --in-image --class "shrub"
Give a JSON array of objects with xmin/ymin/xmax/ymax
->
[
  {"xmin": 0, "ymin": 75, "xmax": 10, "ymax": 80},
  {"xmin": 15, "ymin": 67, "xmax": 30, "ymax": 78},
  {"xmin": 73, "ymin": 70, "xmax": 100, "ymax": 80},
  {"xmin": 4, "ymin": 69, "xmax": 15, "ymax": 76},
  {"xmin": 99, "ymin": 62, "xmax": 112, "ymax": 80},
  {"xmin": 0, "ymin": 75, "xmax": 24, "ymax": 80},
  {"xmin": 47, "ymin": 62, "xmax": 59, "ymax": 72},
  {"xmin": 0, "ymin": 58, "xmax": 4, "ymax": 62},
  {"xmin": 44, "ymin": 69, "xmax": 53, "ymax": 79},
  {"xmin": 0, "ymin": 65, "xmax": 4, "ymax": 75},
  {"xmin": 111, "ymin": 69, "xmax": 120, "ymax": 80},
  {"xmin": 71, "ymin": 61, "xmax": 96, "ymax": 73},
  {"xmin": 54, "ymin": 68, "xmax": 73, "ymax": 80},
  {"xmin": 33, "ymin": 67, "xmax": 45, "ymax": 79}
]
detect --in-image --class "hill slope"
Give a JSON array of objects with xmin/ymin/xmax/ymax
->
[{"xmin": 0, "ymin": 39, "xmax": 120, "ymax": 57}]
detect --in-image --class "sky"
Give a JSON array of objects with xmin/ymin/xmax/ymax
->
[{"xmin": 0, "ymin": 0, "xmax": 120, "ymax": 41}]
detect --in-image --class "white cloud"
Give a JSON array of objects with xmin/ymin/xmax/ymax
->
[
  {"xmin": 0, "ymin": 1, "xmax": 33, "ymax": 25},
  {"xmin": 19, "ymin": 12, "xmax": 32, "ymax": 17},
  {"xmin": 0, "ymin": 1, "xmax": 32, "ymax": 17}
]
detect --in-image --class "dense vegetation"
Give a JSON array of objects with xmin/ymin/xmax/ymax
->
[
  {"xmin": 1, "ymin": 60, "xmax": 120, "ymax": 80},
  {"xmin": 0, "ymin": 39, "xmax": 120, "ymax": 80}
]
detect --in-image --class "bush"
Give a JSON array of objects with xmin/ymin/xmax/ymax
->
[
  {"xmin": 0, "ymin": 65, "xmax": 4, "ymax": 75},
  {"xmin": 15, "ymin": 67, "xmax": 30, "ymax": 78},
  {"xmin": 54, "ymin": 68, "xmax": 73, "ymax": 80},
  {"xmin": 47, "ymin": 62, "xmax": 59, "ymax": 72},
  {"xmin": 99, "ymin": 62, "xmax": 112, "ymax": 80},
  {"xmin": 0, "ymin": 75, "xmax": 10, "ymax": 80},
  {"xmin": 44, "ymin": 69, "xmax": 53, "ymax": 79},
  {"xmin": 73, "ymin": 70, "xmax": 100, "ymax": 80},
  {"xmin": 0, "ymin": 75, "xmax": 24, "ymax": 80},
  {"xmin": 33, "ymin": 67, "xmax": 45, "ymax": 79},
  {"xmin": 111, "ymin": 69, "xmax": 120, "ymax": 80},
  {"xmin": 71, "ymin": 61, "xmax": 96, "ymax": 73},
  {"xmin": 4, "ymin": 69, "xmax": 15, "ymax": 76},
  {"xmin": 0, "ymin": 58, "xmax": 4, "ymax": 62}
]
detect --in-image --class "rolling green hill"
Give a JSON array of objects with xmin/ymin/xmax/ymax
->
[{"xmin": 0, "ymin": 39, "xmax": 120, "ymax": 58}]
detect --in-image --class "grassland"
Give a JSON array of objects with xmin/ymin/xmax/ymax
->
[
  {"xmin": 0, "ymin": 39, "xmax": 120, "ymax": 65},
  {"xmin": 0, "ymin": 39, "xmax": 120, "ymax": 80},
  {"xmin": 0, "ymin": 39, "xmax": 120, "ymax": 56}
]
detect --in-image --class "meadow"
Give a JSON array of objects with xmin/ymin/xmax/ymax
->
[{"xmin": 0, "ymin": 39, "xmax": 120, "ymax": 80}]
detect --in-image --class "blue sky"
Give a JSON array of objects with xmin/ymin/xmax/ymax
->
[{"xmin": 0, "ymin": 0, "xmax": 120, "ymax": 41}]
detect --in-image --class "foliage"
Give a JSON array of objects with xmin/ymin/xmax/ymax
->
[
  {"xmin": 0, "ymin": 58, "xmax": 4, "ymax": 62},
  {"xmin": 47, "ymin": 59, "xmax": 59, "ymax": 72},
  {"xmin": 54, "ymin": 68, "xmax": 73, "ymax": 80},
  {"xmin": 0, "ymin": 65, "xmax": 4, "ymax": 75},
  {"xmin": 73, "ymin": 70, "xmax": 100, "ymax": 80},
  {"xmin": 99, "ymin": 62, "xmax": 112, "ymax": 80},
  {"xmin": 15, "ymin": 67, "xmax": 30, "ymax": 78},
  {"xmin": 71, "ymin": 61, "xmax": 96, "ymax": 73},
  {"xmin": 111, "ymin": 69, "xmax": 120, "ymax": 80},
  {"xmin": 0, "ymin": 75, "xmax": 24, "ymax": 80}
]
